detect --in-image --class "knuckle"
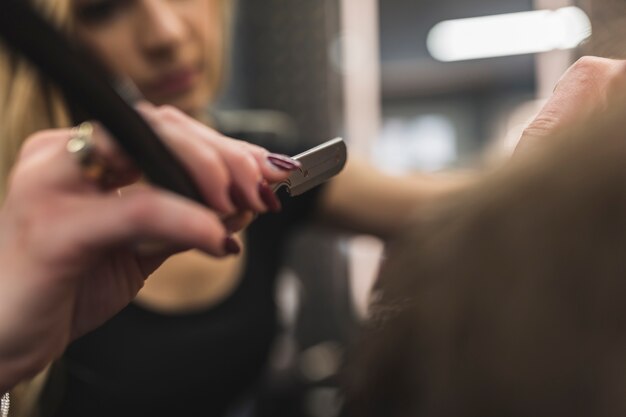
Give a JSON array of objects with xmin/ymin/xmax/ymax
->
[
  {"xmin": 569, "ymin": 57, "xmax": 626, "ymax": 105},
  {"xmin": 124, "ymin": 192, "xmax": 159, "ymax": 226},
  {"xmin": 230, "ymin": 138, "xmax": 251, "ymax": 149},
  {"xmin": 231, "ymin": 153, "xmax": 260, "ymax": 179},
  {"xmin": 157, "ymin": 105, "xmax": 184, "ymax": 123},
  {"xmin": 24, "ymin": 130, "xmax": 49, "ymax": 146},
  {"xmin": 20, "ymin": 129, "xmax": 59, "ymax": 155},
  {"xmin": 200, "ymin": 147, "xmax": 228, "ymax": 175},
  {"xmin": 571, "ymin": 56, "xmax": 608, "ymax": 74},
  {"xmin": 523, "ymin": 114, "xmax": 560, "ymax": 138},
  {"xmin": 207, "ymin": 129, "xmax": 227, "ymax": 142},
  {"xmin": 229, "ymin": 148, "xmax": 255, "ymax": 166},
  {"xmin": 566, "ymin": 56, "xmax": 609, "ymax": 87},
  {"xmin": 197, "ymin": 156, "xmax": 231, "ymax": 199},
  {"xmin": 237, "ymin": 140, "xmax": 262, "ymax": 154}
]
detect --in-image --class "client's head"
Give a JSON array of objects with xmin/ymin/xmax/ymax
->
[{"xmin": 343, "ymin": 105, "xmax": 626, "ymax": 417}]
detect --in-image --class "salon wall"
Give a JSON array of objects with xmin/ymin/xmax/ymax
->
[
  {"xmin": 377, "ymin": 0, "xmax": 537, "ymax": 171},
  {"xmin": 220, "ymin": 0, "xmax": 542, "ymax": 168},
  {"xmin": 217, "ymin": 0, "xmax": 343, "ymax": 151}
]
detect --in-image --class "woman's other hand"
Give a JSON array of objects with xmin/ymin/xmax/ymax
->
[{"xmin": 517, "ymin": 56, "xmax": 626, "ymax": 153}]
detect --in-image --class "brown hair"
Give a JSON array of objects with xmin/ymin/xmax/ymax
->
[
  {"xmin": 343, "ymin": 99, "xmax": 626, "ymax": 417},
  {"xmin": 583, "ymin": 0, "xmax": 626, "ymax": 58}
]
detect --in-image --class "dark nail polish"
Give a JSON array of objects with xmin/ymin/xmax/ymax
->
[
  {"xmin": 224, "ymin": 236, "xmax": 241, "ymax": 255},
  {"xmin": 259, "ymin": 182, "xmax": 282, "ymax": 213},
  {"xmin": 267, "ymin": 154, "xmax": 301, "ymax": 171}
]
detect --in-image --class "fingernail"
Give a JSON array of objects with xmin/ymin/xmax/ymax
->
[
  {"xmin": 267, "ymin": 154, "xmax": 301, "ymax": 171},
  {"xmin": 224, "ymin": 236, "xmax": 241, "ymax": 255},
  {"xmin": 259, "ymin": 181, "xmax": 282, "ymax": 213}
]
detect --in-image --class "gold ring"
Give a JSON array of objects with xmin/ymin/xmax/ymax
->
[{"xmin": 67, "ymin": 122, "xmax": 108, "ymax": 184}]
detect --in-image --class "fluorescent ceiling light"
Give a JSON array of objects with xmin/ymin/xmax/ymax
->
[{"xmin": 427, "ymin": 7, "xmax": 592, "ymax": 62}]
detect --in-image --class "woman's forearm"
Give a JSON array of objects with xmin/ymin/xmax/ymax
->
[{"xmin": 318, "ymin": 157, "xmax": 477, "ymax": 239}]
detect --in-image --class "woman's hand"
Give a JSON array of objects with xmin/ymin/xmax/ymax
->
[
  {"xmin": 136, "ymin": 103, "xmax": 299, "ymax": 215},
  {"xmin": 0, "ymin": 113, "xmax": 298, "ymax": 391}
]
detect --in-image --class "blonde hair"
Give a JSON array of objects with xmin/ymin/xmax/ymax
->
[
  {"xmin": 0, "ymin": 0, "xmax": 73, "ymax": 196},
  {"xmin": 0, "ymin": 0, "xmax": 234, "ymax": 197}
]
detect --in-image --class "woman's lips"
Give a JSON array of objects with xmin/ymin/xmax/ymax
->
[{"xmin": 146, "ymin": 67, "xmax": 199, "ymax": 97}]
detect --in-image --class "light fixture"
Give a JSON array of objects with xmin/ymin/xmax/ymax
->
[{"xmin": 427, "ymin": 7, "xmax": 592, "ymax": 62}]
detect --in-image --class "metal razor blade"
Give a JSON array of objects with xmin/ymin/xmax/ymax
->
[{"xmin": 273, "ymin": 137, "xmax": 347, "ymax": 196}]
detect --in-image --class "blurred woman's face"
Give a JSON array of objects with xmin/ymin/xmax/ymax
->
[{"xmin": 73, "ymin": 0, "xmax": 224, "ymax": 115}]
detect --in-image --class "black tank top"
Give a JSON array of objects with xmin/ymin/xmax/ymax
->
[{"xmin": 49, "ymin": 186, "xmax": 322, "ymax": 417}]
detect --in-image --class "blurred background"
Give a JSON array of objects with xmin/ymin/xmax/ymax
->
[{"xmin": 213, "ymin": 1, "xmax": 600, "ymax": 416}]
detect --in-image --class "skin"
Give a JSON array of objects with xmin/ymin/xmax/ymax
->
[
  {"xmin": 71, "ymin": 2, "xmax": 626, "ymax": 314},
  {"xmin": 71, "ymin": 0, "xmax": 475, "ymax": 312},
  {"xmin": 0, "ymin": 105, "xmax": 294, "ymax": 392},
  {"xmin": 518, "ymin": 56, "xmax": 626, "ymax": 151},
  {"xmin": 73, "ymin": 0, "xmax": 224, "ymax": 115}
]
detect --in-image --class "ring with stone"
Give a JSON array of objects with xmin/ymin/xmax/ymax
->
[{"xmin": 66, "ymin": 122, "xmax": 109, "ymax": 184}]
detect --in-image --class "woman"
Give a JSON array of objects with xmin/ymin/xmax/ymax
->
[{"xmin": 0, "ymin": 0, "xmax": 570, "ymax": 416}]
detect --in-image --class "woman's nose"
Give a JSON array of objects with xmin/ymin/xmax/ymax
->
[{"xmin": 136, "ymin": 0, "xmax": 186, "ymax": 55}]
